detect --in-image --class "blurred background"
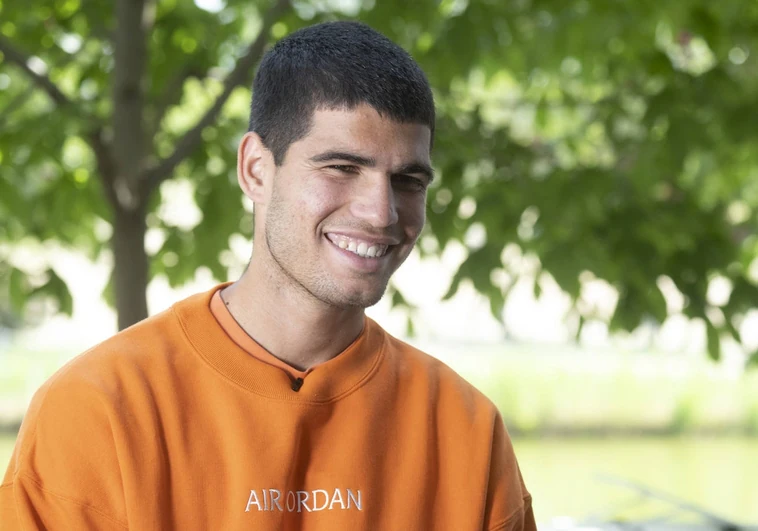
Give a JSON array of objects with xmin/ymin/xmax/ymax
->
[{"xmin": 1, "ymin": 0, "xmax": 758, "ymax": 527}]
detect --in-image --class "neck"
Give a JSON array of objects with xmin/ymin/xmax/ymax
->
[{"xmin": 221, "ymin": 258, "xmax": 365, "ymax": 371}]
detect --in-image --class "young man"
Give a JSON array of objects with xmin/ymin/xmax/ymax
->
[{"xmin": 1, "ymin": 21, "xmax": 536, "ymax": 530}]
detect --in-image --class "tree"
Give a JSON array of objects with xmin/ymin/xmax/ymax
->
[{"xmin": 1, "ymin": 0, "xmax": 757, "ymax": 362}]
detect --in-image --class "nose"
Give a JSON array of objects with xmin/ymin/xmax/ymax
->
[{"xmin": 350, "ymin": 176, "xmax": 399, "ymax": 228}]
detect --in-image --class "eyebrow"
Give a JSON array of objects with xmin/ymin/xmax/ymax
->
[
  {"xmin": 309, "ymin": 150, "xmax": 435, "ymax": 183},
  {"xmin": 395, "ymin": 162, "xmax": 435, "ymax": 183}
]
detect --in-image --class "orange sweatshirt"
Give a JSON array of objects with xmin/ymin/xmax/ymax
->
[{"xmin": 1, "ymin": 286, "xmax": 535, "ymax": 530}]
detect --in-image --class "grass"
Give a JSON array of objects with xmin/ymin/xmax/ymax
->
[{"xmin": 427, "ymin": 342, "xmax": 758, "ymax": 436}]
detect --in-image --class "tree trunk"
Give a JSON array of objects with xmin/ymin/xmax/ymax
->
[
  {"xmin": 112, "ymin": 205, "xmax": 149, "ymax": 330},
  {"xmin": 110, "ymin": 0, "xmax": 149, "ymax": 330}
]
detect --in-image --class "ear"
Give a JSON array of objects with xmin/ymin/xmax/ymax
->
[{"xmin": 237, "ymin": 132, "xmax": 273, "ymax": 204}]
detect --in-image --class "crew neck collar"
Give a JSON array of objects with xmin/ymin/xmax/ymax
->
[{"xmin": 172, "ymin": 285, "xmax": 386, "ymax": 403}]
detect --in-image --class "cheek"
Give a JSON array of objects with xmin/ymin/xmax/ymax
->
[
  {"xmin": 398, "ymin": 195, "xmax": 427, "ymax": 235},
  {"xmin": 300, "ymin": 180, "xmax": 347, "ymax": 217}
]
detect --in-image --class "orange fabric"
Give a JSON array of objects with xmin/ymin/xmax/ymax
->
[
  {"xmin": 1, "ymin": 285, "xmax": 535, "ymax": 530},
  {"xmin": 210, "ymin": 289, "xmax": 311, "ymax": 380}
]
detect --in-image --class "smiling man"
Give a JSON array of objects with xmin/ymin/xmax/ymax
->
[{"xmin": 1, "ymin": 21, "xmax": 536, "ymax": 530}]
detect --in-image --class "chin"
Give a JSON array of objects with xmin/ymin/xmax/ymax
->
[{"xmin": 328, "ymin": 288, "xmax": 386, "ymax": 310}]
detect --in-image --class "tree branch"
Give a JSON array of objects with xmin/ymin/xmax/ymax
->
[
  {"xmin": 0, "ymin": 87, "xmax": 35, "ymax": 125},
  {"xmin": 89, "ymin": 128, "xmax": 120, "ymax": 209},
  {"xmin": 0, "ymin": 35, "xmax": 70, "ymax": 106},
  {"xmin": 146, "ymin": 64, "xmax": 204, "ymax": 142},
  {"xmin": 143, "ymin": 0, "xmax": 291, "ymax": 195}
]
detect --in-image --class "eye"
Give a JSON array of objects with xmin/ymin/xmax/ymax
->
[
  {"xmin": 327, "ymin": 165, "xmax": 360, "ymax": 174},
  {"xmin": 392, "ymin": 174, "xmax": 428, "ymax": 192}
]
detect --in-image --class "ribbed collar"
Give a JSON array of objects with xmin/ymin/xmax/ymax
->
[{"xmin": 172, "ymin": 285, "xmax": 386, "ymax": 403}]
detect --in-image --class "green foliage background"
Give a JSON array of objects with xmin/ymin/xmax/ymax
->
[{"xmin": 1, "ymin": 0, "xmax": 758, "ymax": 361}]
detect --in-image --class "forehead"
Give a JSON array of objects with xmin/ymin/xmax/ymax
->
[{"xmin": 288, "ymin": 104, "xmax": 432, "ymax": 166}]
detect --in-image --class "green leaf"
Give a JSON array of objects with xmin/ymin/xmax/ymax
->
[
  {"xmin": 9, "ymin": 267, "xmax": 27, "ymax": 313},
  {"xmin": 390, "ymin": 287, "xmax": 415, "ymax": 310},
  {"xmin": 405, "ymin": 314, "xmax": 416, "ymax": 337},
  {"xmin": 30, "ymin": 269, "xmax": 74, "ymax": 316},
  {"xmin": 705, "ymin": 319, "xmax": 721, "ymax": 362}
]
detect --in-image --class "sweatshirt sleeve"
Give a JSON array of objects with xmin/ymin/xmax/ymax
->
[
  {"xmin": 0, "ymin": 365, "xmax": 128, "ymax": 530},
  {"xmin": 484, "ymin": 411, "xmax": 537, "ymax": 531}
]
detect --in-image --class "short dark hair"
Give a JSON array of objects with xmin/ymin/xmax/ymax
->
[{"xmin": 248, "ymin": 21, "xmax": 435, "ymax": 165}]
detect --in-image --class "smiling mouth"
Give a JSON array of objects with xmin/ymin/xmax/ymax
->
[{"xmin": 325, "ymin": 234, "xmax": 391, "ymax": 258}]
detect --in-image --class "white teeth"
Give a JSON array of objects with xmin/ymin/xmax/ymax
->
[{"xmin": 328, "ymin": 235, "xmax": 389, "ymax": 258}]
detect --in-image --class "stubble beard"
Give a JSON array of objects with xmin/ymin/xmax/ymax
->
[{"xmin": 263, "ymin": 192, "xmax": 391, "ymax": 310}]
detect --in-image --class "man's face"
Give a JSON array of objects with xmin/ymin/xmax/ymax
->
[{"xmin": 258, "ymin": 104, "xmax": 432, "ymax": 309}]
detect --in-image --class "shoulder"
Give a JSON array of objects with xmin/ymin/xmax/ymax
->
[
  {"xmin": 41, "ymin": 305, "xmax": 181, "ymax": 396},
  {"xmin": 14, "ymin": 301, "xmax": 187, "ymax": 451},
  {"xmin": 378, "ymin": 325, "xmax": 500, "ymax": 421},
  {"xmin": 7, "ymin": 302, "xmax": 191, "ymax": 479},
  {"xmin": 375, "ymin": 324, "xmax": 532, "ymax": 524}
]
